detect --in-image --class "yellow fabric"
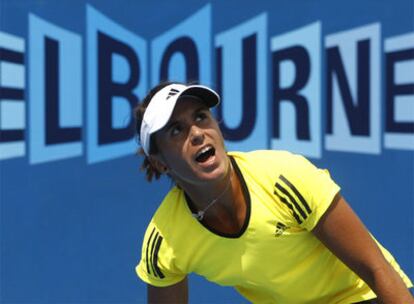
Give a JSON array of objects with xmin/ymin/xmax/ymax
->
[{"xmin": 136, "ymin": 150, "xmax": 412, "ymax": 303}]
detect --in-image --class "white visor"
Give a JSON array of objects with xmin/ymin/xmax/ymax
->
[{"xmin": 140, "ymin": 83, "xmax": 220, "ymax": 155}]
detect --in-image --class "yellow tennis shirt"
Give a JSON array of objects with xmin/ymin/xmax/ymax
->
[{"xmin": 136, "ymin": 150, "xmax": 412, "ymax": 303}]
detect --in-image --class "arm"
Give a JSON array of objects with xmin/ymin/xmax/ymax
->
[
  {"xmin": 147, "ymin": 276, "xmax": 188, "ymax": 304},
  {"xmin": 312, "ymin": 193, "xmax": 413, "ymax": 303}
]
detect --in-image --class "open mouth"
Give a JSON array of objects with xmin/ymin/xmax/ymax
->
[{"xmin": 195, "ymin": 146, "xmax": 216, "ymax": 163}]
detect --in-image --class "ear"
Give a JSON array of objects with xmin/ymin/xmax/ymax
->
[{"xmin": 148, "ymin": 155, "xmax": 168, "ymax": 173}]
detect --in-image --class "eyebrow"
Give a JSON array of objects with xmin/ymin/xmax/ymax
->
[
  {"xmin": 163, "ymin": 105, "xmax": 208, "ymax": 133},
  {"xmin": 164, "ymin": 120, "xmax": 179, "ymax": 133},
  {"xmin": 194, "ymin": 105, "xmax": 208, "ymax": 114}
]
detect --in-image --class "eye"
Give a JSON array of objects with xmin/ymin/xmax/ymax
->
[
  {"xmin": 170, "ymin": 125, "xmax": 182, "ymax": 136},
  {"xmin": 195, "ymin": 111, "xmax": 208, "ymax": 122}
]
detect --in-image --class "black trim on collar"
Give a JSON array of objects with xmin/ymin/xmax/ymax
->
[{"xmin": 184, "ymin": 155, "xmax": 251, "ymax": 239}]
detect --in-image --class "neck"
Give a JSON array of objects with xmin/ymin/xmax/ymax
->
[{"xmin": 181, "ymin": 160, "xmax": 235, "ymax": 216}]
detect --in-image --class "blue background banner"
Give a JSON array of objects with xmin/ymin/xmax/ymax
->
[{"xmin": 1, "ymin": 0, "xmax": 413, "ymax": 302}]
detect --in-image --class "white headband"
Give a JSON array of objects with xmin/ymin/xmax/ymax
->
[{"xmin": 140, "ymin": 83, "xmax": 220, "ymax": 155}]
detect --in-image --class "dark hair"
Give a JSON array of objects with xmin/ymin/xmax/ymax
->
[{"xmin": 134, "ymin": 81, "xmax": 174, "ymax": 182}]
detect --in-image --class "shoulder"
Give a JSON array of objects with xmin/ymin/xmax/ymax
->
[
  {"xmin": 226, "ymin": 150, "xmax": 303, "ymax": 196},
  {"xmin": 143, "ymin": 186, "xmax": 201, "ymax": 246},
  {"xmin": 137, "ymin": 187, "xmax": 189, "ymax": 286},
  {"xmin": 229, "ymin": 149, "xmax": 292, "ymax": 158},
  {"xmin": 147, "ymin": 187, "xmax": 183, "ymax": 235},
  {"xmin": 228, "ymin": 149, "xmax": 304, "ymax": 173},
  {"xmin": 229, "ymin": 149, "xmax": 297, "ymax": 162},
  {"xmin": 138, "ymin": 186, "xmax": 183, "ymax": 253}
]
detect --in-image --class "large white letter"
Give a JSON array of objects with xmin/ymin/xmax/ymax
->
[
  {"xmin": 0, "ymin": 32, "xmax": 25, "ymax": 160},
  {"xmin": 29, "ymin": 14, "xmax": 82, "ymax": 164},
  {"xmin": 151, "ymin": 5, "xmax": 211, "ymax": 86},
  {"xmin": 325, "ymin": 23, "xmax": 381, "ymax": 154},
  {"xmin": 271, "ymin": 22, "xmax": 321, "ymax": 158},
  {"xmin": 384, "ymin": 32, "xmax": 414, "ymax": 150},
  {"xmin": 86, "ymin": 5, "xmax": 147, "ymax": 164},
  {"xmin": 215, "ymin": 13, "xmax": 268, "ymax": 151}
]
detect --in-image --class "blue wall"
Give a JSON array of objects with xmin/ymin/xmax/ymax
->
[{"xmin": 0, "ymin": 0, "xmax": 413, "ymax": 302}]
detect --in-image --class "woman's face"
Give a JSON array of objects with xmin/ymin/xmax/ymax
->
[{"xmin": 152, "ymin": 96, "xmax": 229, "ymax": 186}]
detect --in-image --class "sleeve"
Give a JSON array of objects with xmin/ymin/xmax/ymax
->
[
  {"xmin": 135, "ymin": 221, "xmax": 186, "ymax": 287},
  {"xmin": 273, "ymin": 152, "xmax": 341, "ymax": 231}
]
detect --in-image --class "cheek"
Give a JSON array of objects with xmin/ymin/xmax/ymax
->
[
  {"xmin": 157, "ymin": 136, "xmax": 180, "ymax": 157},
  {"xmin": 211, "ymin": 126, "xmax": 225, "ymax": 147},
  {"xmin": 162, "ymin": 145, "xmax": 191, "ymax": 171},
  {"xmin": 165, "ymin": 154, "xmax": 195, "ymax": 181}
]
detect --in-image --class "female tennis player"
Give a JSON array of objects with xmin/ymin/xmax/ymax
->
[{"xmin": 134, "ymin": 82, "xmax": 413, "ymax": 303}]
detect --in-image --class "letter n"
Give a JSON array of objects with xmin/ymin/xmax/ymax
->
[{"xmin": 325, "ymin": 23, "xmax": 381, "ymax": 154}]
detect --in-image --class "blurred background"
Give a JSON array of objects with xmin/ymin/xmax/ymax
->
[{"xmin": 0, "ymin": 0, "xmax": 413, "ymax": 302}]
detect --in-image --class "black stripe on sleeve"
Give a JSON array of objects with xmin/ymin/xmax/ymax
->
[
  {"xmin": 145, "ymin": 228, "xmax": 156, "ymax": 275},
  {"xmin": 152, "ymin": 236, "xmax": 165, "ymax": 279},
  {"xmin": 150, "ymin": 232, "xmax": 160, "ymax": 278},
  {"xmin": 274, "ymin": 188, "xmax": 303, "ymax": 224},
  {"xmin": 280, "ymin": 175, "xmax": 312, "ymax": 214},
  {"xmin": 275, "ymin": 183, "xmax": 308, "ymax": 221}
]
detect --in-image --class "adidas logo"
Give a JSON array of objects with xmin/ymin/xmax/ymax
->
[
  {"xmin": 275, "ymin": 222, "xmax": 288, "ymax": 237},
  {"xmin": 166, "ymin": 88, "xmax": 180, "ymax": 99}
]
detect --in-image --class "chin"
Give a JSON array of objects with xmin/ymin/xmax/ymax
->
[{"xmin": 195, "ymin": 155, "xmax": 229, "ymax": 182}]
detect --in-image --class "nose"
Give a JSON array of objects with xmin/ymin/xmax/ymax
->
[{"xmin": 189, "ymin": 125, "xmax": 204, "ymax": 146}]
